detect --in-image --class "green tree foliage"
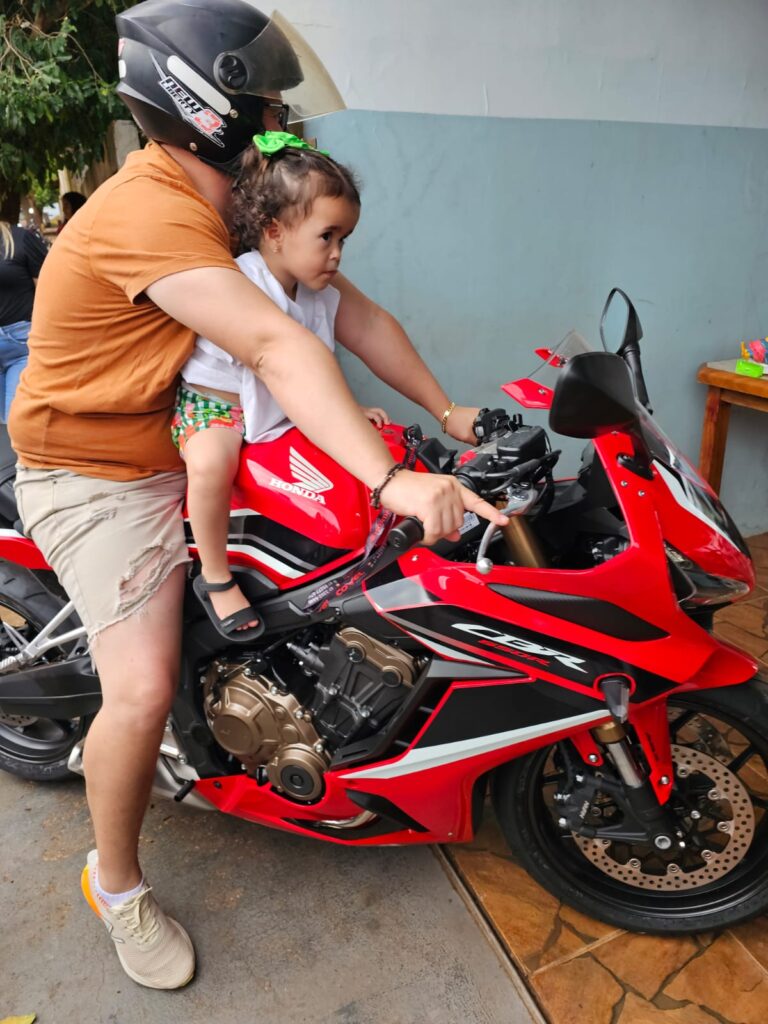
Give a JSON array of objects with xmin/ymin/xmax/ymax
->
[{"xmin": 0, "ymin": 1, "xmax": 135, "ymax": 219}]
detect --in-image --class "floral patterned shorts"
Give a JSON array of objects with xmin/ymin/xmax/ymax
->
[{"xmin": 171, "ymin": 384, "xmax": 245, "ymax": 456}]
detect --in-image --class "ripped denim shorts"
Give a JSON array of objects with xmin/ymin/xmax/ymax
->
[{"xmin": 13, "ymin": 466, "xmax": 190, "ymax": 641}]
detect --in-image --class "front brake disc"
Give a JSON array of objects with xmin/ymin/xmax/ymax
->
[{"xmin": 572, "ymin": 744, "xmax": 755, "ymax": 890}]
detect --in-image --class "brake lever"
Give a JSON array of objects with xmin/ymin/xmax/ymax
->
[{"xmin": 475, "ymin": 485, "xmax": 539, "ymax": 575}]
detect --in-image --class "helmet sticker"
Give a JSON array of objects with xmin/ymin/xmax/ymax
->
[
  {"xmin": 167, "ymin": 55, "xmax": 231, "ymax": 116},
  {"xmin": 152, "ymin": 55, "xmax": 226, "ymax": 148}
]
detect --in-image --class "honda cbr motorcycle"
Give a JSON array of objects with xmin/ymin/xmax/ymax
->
[{"xmin": 0, "ymin": 290, "xmax": 766, "ymax": 934}]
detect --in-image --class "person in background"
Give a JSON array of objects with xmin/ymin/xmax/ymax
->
[
  {"xmin": 0, "ymin": 219, "xmax": 47, "ymax": 420},
  {"xmin": 57, "ymin": 191, "xmax": 88, "ymax": 234}
]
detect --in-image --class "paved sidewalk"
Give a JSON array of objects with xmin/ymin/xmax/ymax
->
[{"xmin": 1, "ymin": 771, "xmax": 538, "ymax": 1024}]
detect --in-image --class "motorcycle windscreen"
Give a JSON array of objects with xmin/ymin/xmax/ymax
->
[
  {"xmin": 638, "ymin": 406, "xmax": 750, "ymax": 559},
  {"xmin": 502, "ymin": 330, "xmax": 592, "ymax": 410}
]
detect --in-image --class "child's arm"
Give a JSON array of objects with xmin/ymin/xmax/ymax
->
[
  {"xmin": 334, "ymin": 274, "xmax": 478, "ymax": 444},
  {"xmin": 360, "ymin": 405, "xmax": 390, "ymax": 428}
]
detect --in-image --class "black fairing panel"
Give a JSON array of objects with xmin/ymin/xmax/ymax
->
[
  {"xmin": 413, "ymin": 678, "xmax": 602, "ymax": 750},
  {"xmin": 387, "ymin": 603, "xmax": 676, "ymax": 701},
  {"xmin": 487, "ymin": 585, "xmax": 668, "ymax": 642}
]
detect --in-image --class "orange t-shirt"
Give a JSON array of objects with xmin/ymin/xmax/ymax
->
[{"xmin": 9, "ymin": 143, "xmax": 239, "ymax": 481}]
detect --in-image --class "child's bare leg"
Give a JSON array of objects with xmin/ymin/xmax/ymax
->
[{"xmin": 183, "ymin": 427, "xmax": 258, "ymax": 629}]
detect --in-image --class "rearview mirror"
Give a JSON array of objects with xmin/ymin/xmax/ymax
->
[
  {"xmin": 600, "ymin": 287, "xmax": 643, "ymax": 354},
  {"xmin": 549, "ymin": 351, "xmax": 638, "ymax": 439}
]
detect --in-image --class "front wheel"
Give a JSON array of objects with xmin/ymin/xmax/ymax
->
[
  {"xmin": 492, "ymin": 677, "xmax": 768, "ymax": 934},
  {"xmin": 0, "ymin": 562, "xmax": 90, "ymax": 782}
]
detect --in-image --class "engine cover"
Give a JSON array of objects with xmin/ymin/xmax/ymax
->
[
  {"xmin": 308, "ymin": 628, "xmax": 416, "ymax": 748},
  {"xmin": 203, "ymin": 666, "xmax": 328, "ymax": 801}
]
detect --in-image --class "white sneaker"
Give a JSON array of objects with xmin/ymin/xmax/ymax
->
[{"xmin": 81, "ymin": 849, "xmax": 195, "ymax": 989}]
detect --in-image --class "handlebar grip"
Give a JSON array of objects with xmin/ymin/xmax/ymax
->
[{"xmin": 387, "ymin": 517, "xmax": 425, "ymax": 551}]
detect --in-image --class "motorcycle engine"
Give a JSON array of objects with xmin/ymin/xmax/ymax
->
[
  {"xmin": 202, "ymin": 665, "xmax": 328, "ymax": 800},
  {"xmin": 202, "ymin": 627, "xmax": 416, "ymax": 802}
]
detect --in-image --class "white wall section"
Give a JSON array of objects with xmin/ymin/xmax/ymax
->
[{"xmin": 273, "ymin": 0, "xmax": 768, "ymax": 129}]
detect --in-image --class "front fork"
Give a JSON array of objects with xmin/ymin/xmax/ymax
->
[{"xmin": 558, "ymin": 677, "xmax": 682, "ymax": 852}]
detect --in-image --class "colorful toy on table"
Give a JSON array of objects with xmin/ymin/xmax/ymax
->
[
  {"xmin": 737, "ymin": 339, "xmax": 768, "ymax": 377},
  {"xmin": 742, "ymin": 338, "xmax": 768, "ymax": 363}
]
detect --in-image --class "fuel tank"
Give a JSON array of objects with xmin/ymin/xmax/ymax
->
[{"xmin": 189, "ymin": 424, "xmax": 410, "ymax": 587}]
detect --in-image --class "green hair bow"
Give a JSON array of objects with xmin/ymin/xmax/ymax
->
[{"xmin": 252, "ymin": 130, "xmax": 329, "ymax": 157}]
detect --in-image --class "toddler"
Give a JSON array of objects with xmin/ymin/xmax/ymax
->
[{"xmin": 173, "ymin": 132, "xmax": 388, "ymax": 640}]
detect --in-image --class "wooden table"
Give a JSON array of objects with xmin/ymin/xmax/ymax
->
[{"xmin": 697, "ymin": 359, "xmax": 768, "ymax": 492}]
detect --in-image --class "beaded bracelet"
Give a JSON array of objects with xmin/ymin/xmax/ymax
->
[{"xmin": 371, "ymin": 463, "xmax": 406, "ymax": 509}]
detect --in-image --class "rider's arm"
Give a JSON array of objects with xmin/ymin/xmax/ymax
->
[
  {"xmin": 147, "ymin": 266, "xmax": 392, "ymax": 487},
  {"xmin": 333, "ymin": 273, "xmax": 478, "ymax": 444},
  {"xmin": 145, "ymin": 266, "xmax": 507, "ymax": 543}
]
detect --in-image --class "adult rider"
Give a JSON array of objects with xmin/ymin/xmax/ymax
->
[{"xmin": 8, "ymin": 0, "xmax": 507, "ymax": 991}]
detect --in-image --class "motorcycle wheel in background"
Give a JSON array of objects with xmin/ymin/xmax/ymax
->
[
  {"xmin": 493, "ymin": 677, "xmax": 768, "ymax": 933},
  {"xmin": 0, "ymin": 563, "xmax": 89, "ymax": 781}
]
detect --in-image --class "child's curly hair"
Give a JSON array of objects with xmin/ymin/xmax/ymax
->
[{"xmin": 232, "ymin": 145, "xmax": 361, "ymax": 251}]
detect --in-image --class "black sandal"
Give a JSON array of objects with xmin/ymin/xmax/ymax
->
[{"xmin": 192, "ymin": 574, "xmax": 265, "ymax": 642}]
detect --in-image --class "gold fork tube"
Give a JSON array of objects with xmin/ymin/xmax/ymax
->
[{"xmin": 499, "ymin": 515, "xmax": 547, "ymax": 568}]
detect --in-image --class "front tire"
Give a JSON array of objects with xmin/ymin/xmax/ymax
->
[
  {"xmin": 492, "ymin": 677, "xmax": 768, "ymax": 934},
  {"xmin": 0, "ymin": 562, "xmax": 90, "ymax": 781}
]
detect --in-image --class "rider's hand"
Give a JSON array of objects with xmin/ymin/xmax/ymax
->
[
  {"xmin": 361, "ymin": 405, "xmax": 391, "ymax": 429},
  {"xmin": 443, "ymin": 405, "xmax": 481, "ymax": 446},
  {"xmin": 380, "ymin": 469, "xmax": 508, "ymax": 545}
]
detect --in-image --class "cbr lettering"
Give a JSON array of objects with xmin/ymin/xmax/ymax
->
[{"xmin": 452, "ymin": 623, "xmax": 588, "ymax": 673}]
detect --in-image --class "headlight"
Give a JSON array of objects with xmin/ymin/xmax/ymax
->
[{"xmin": 665, "ymin": 544, "xmax": 751, "ymax": 607}]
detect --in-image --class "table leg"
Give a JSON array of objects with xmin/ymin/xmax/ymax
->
[{"xmin": 698, "ymin": 386, "xmax": 731, "ymax": 493}]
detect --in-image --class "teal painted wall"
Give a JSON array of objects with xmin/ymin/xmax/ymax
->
[{"xmin": 314, "ymin": 110, "xmax": 768, "ymax": 534}]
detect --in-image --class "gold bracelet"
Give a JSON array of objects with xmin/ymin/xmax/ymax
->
[{"xmin": 440, "ymin": 401, "xmax": 456, "ymax": 433}]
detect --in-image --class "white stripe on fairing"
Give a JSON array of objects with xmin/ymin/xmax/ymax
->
[
  {"xmin": 404, "ymin": 634, "xmax": 490, "ymax": 664},
  {"xmin": 183, "ymin": 510, "xmax": 261, "ymax": 522},
  {"xmin": 225, "ymin": 543, "xmax": 303, "ymax": 579},
  {"xmin": 166, "ymin": 55, "xmax": 232, "ymax": 115},
  {"xmin": 0, "ymin": 529, "xmax": 23, "ymax": 539},
  {"xmin": 654, "ymin": 462, "xmax": 740, "ymax": 552},
  {"xmin": 186, "ymin": 509, "xmax": 304, "ymax": 578},
  {"xmin": 340, "ymin": 710, "xmax": 609, "ymax": 780}
]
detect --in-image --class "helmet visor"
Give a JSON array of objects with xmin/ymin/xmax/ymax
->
[{"xmin": 216, "ymin": 10, "xmax": 346, "ymax": 123}]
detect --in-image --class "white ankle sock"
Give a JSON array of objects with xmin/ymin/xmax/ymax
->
[{"xmin": 95, "ymin": 869, "xmax": 145, "ymax": 908}]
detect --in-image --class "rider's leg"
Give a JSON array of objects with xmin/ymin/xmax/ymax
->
[
  {"xmin": 183, "ymin": 426, "xmax": 258, "ymax": 628},
  {"xmin": 83, "ymin": 563, "xmax": 185, "ymax": 892},
  {"xmin": 13, "ymin": 466, "xmax": 194, "ymax": 987}
]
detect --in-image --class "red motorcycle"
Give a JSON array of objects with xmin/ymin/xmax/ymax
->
[{"xmin": 0, "ymin": 289, "xmax": 766, "ymax": 934}]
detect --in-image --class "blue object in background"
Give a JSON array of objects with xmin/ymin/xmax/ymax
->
[{"xmin": 0, "ymin": 319, "xmax": 30, "ymax": 421}]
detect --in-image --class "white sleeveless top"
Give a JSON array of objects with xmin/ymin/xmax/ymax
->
[{"xmin": 181, "ymin": 250, "xmax": 341, "ymax": 443}]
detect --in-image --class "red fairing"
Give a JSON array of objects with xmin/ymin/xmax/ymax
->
[
  {"xmin": 193, "ymin": 676, "xmax": 613, "ymax": 845},
  {"xmin": 501, "ymin": 378, "xmax": 554, "ymax": 409},
  {"xmin": 648, "ymin": 456, "xmax": 754, "ymax": 585},
  {"xmin": 232, "ymin": 427, "xmax": 373, "ymax": 550},
  {"xmin": 0, "ymin": 531, "xmax": 50, "ymax": 570}
]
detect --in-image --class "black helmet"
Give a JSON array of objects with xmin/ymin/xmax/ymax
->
[{"xmin": 116, "ymin": 0, "xmax": 344, "ymax": 173}]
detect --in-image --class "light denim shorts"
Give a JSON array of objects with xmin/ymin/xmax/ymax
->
[{"xmin": 14, "ymin": 466, "xmax": 190, "ymax": 640}]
